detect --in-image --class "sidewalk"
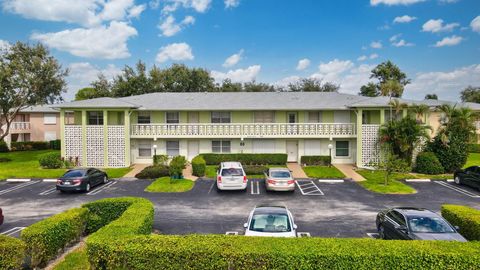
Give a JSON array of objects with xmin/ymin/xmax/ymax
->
[
  {"xmin": 123, "ymin": 164, "xmax": 149, "ymax": 178},
  {"xmin": 333, "ymin": 164, "xmax": 366, "ymax": 181},
  {"xmin": 182, "ymin": 164, "xmax": 198, "ymax": 181},
  {"xmin": 287, "ymin": 162, "xmax": 308, "ymax": 179}
]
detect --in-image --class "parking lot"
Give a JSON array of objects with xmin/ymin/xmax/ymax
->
[{"xmin": 0, "ymin": 178, "xmax": 479, "ymax": 238}]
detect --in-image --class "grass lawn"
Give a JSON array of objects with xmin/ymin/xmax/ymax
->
[
  {"xmin": 0, "ymin": 150, "xmax": 132, "ymax": 180},
  {"xmin": 145, "ymin": 177, "xmax": 194, "ymax": 192},
  {"xmin": 409, "ymin": 173, "xmax": 453, "ymax": 180},
  {"xmin": 303, "ymin": 166, "xmax": 345, "ymax": 179},
  {"xmin": 464, "ymin": 153, "xmax": 480, "ymax": 168},
  {"xmin": 53, "ymin": 246, "xmax": 89, "ymax": 270},
  {"xmin": 356, "ymin": 169, "xmax": 417, "ymax": 194}
]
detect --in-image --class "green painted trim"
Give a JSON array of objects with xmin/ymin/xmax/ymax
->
[
  {"xmin": 103, "ymin": 110, "xmax": 108, "ymax": 167},
  {"xmin": 124, "ymin": 110, "xmax": 131, "ymax": 166},
  {"xmin": 81, "ymin": 110, "xmax": 87, "ymax": 166},
  {"xmin": 356, "ymin": 109, "xmax": 363, "ymax": 167},
  {"xmin": 380, "ymin": 109, "xmax": 385, "ymax": 124},
  {"xmin": 60, "ymin": 109, "xmax": 65, "ymax": 158}
]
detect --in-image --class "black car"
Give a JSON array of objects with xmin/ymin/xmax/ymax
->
[
  {"xmin": 454, "ymin": 166, "xmax": 480, "ymax": 190},
  {"xmin": 376, "ymin": 207, "xmax": 466, "ymax": 242},
  {"xmin": 0, "ymin": 208, "xmax": 3, "ymax": 226},
  {"xmin": 56, "ymin": 168, "xmax": 108, "ymax": 193}
]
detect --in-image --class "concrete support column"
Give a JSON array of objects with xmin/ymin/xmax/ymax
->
[
  {"xmin": 380, "ymin": 109, "xmax": 385, "ymax": 125},
  {"xmin": 81, "ymin": 110, "xmax": 87, "ymax": 166},
  {"xmin": 124, "ymin": 110, "xmax": 131, "ymax": 166},
  {"xmin": 60, "ymin": 109, "xmax": 65, "ymax": 158},
  {"xmin": 103, "ymin": 110, "xmax": 108, "ymax": 167},
  {"xmin": 356, "ymin": 109, "xmax": 363, "ymax": 167}
]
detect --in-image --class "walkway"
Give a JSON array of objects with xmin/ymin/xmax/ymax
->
[
  {"xmin": 333, "ymin": 164, "xmax": 366, "ymax": 182},
  {"xmin": 182, "ymin": 164, "xmax": 198, "ymax": 181},
  {"xmin": 287, "ymin": 162, "xmax": 308, "ymax": 179},
  {"xmin": 123, "ymin": 163, "xmax": 149, "ymax": 178}
]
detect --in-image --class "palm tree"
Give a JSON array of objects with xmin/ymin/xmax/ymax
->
[
  {"xmin": 388, "ymin": 99, "xmax": 408, "ymax": 120},
  {"xmin": 436, "ymin": 104, "xmax": 476, "ymax": 144},
  {"xmin": 380, "ymin": 80, "xmax": 403, "ymax": 98},
  {"xmin": 411, "ymin": 104, "xmax": 430, "ymax": 124}
]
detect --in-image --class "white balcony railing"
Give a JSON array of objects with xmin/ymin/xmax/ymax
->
[
  {"xmin": 10, "ymin": 122, "xmax": 31, "ymax": 131},
  {"xmin": 131, "ymin": 123, "xmax": 356, "ymax": 138}
]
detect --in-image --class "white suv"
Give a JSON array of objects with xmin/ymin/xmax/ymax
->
[{"xmin": 216, "ymin": 162, "xmax": 247, "ymax": 191}]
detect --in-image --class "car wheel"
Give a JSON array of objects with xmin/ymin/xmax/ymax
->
[
  {"xmin": 454, "ymin": 176, "xmax": 461, "ymax": 185},
  {"xmin": 85, "ymin": 183, "xmax": 91, "ymax": 192},
  {"xmin": 378, "ymin": 225, "xmax": 386, "ymax": 239},
  {"xmin": 59, "ymin": 190, "xmax": 66, "ymax": 193},
  {"xmin": 103, "ymin": 176, "xmax": 108, "ymax": 184}
]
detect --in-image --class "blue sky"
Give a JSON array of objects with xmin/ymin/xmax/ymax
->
[{"xmin": 0, "ymin": 0, "xmax": 479, "ymax": 101}]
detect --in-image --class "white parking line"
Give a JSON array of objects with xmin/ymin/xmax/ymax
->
[
  {"xmin": 405, "ymin": 179, "xmax": 431, "ymax": 182},
  {"xmin": 295, "ymin": 180, "xmax": 324, "ymax": 196},
  {"xmin": 6, "ymin": 179, "xmax": 30, "ymax": 182},
  {"xmin": 86, "ymin": 181, "xmax": 117, "ymax": 196},
  {"xmin": 0, "ymin": 227, "xmax": 26, "ymax": 236},
  {"xmin": 39, "ymin": 187, "xmax": 58, "ymax": 196},
  {"xmin": 250, "ymin": 180, "xmax": 260, "ymax": 195},
  {"xmin": 366, "ymin": 232, "xmax": 379, "ymax": 239},
  {"xmin": 0, "ymin": 180, "xmax": 41, "ymax": 195},
  {"xmin": 317, "ymin": 179, "xmax": 345, "ymax": 183},
  {"xmin": 42, "ymin": 179, "xmax": 58, "ymax": 182},
  {"xmin": 435, "ymin": 181, "xmax": 480, "ymax": 198}
]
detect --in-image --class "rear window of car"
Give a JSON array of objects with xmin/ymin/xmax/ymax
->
[
  {"xmin": 271, "ymin": 171, "xmax": 291, "ymax": 178},
  {"xmin": 63, "ymin": 170, "xmax": 84, "ymax": 177},
  {"xmin": 250, "ymin": 213, "xmax": 291, "ymax": 232},
  {"xmin": 221, "ymin": 168, "xmax": 244, "ymax": 176}
]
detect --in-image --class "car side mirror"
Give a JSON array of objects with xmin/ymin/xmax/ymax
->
[
  {"xmin": 454, "ymin": 225, "xmax": 460, "ymax": 230},
  {"xmin": 396, "ymin": 225, "xmax": 408, "ymax": 233},
  {"xmin": 293, "ymin": 224, "xmax": 298, "ymax": 230},
  {"xmin": 243, "ymin": 223, "xmax": 248, "ymax": 228}
]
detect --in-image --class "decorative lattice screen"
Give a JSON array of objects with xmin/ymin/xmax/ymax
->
[
  {"xmin": 86, "ymin": 126, "xmax": 104, "ymax": 167},
  {"xmin": 107, "ymin": 126, "xmax": 126, "ymax": 167},
  {"xmin": 64, "ymin": 126, "xmax": 83, "ymax": 166},
  {"xmin": 361, "ymin": 124, "xmax": 380, "ymax": 167}
]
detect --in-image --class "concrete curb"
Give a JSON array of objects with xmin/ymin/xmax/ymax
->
[
  {"xmin": 317, "ymin": 179, "xmax": 345, "ymax": 183},
  {"xmin": 6, "ymin": 179, "xmax": 31, "ymax": 182},
  {"xmin": 405, "ymin": 179, "xmax": 431, "ymax": 182}
]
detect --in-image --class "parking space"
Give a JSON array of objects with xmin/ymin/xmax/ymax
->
[
  {"xmin": 434, "ymin": 181, "xmax": 480, "ymax": 198},
  {"xmin": 295, "ymin": 180, "xmax": 324, "ymax": 195},
  {"xmin": 405, "ymin": 180, "xmax": 480, "ymax": 199}
]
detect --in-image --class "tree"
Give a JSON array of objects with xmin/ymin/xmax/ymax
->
[
  {"xmin": 359, "ymin": 82, "xmax": 379, "ymax": 97},
  {"xmin": 411, "ymin": 104, "xmax": 430, "ymax": 124},
  {"xmin": 243, "ymin": 81, "xmax": 276, "ymax": 92},
  {"xmin": 375, "ymin": 149, "xmax": 410, "ymax": 186},
  {"xmin": 91, "ymin": 73, "xmax": 112, "ymax": 96},
  {"xmin": 0, "ymin": 42, "xmax": 67, "ymax": 141},
  {"xmin": 215, "ymin": 79, "xmax": 243, "ymax": 92},
  {"xmin": 149, "ymin": 64, "xmax": 215, "ymax": 93},
  {"xmin": 359, "ymin": 60, "xmax": 410, "ymax": 98},
  {"xmin": 460, "ymin": 86, "xmax": 480, "ymax": 103},
  {"xmin": 75, "ymin": 87, "xmax": 110, "ymax": 101},
  {"xmin": 380, "ymin": 80, "xmax": 404, "ymax": 98},
  {"xmin": 424, "ymin": 93, "xmax": 438, "ymax": 100},
  {"xmin": 288, "ymin": 78, "xmax": 339, "ymax": 92},
  {"xmin": 387, "ymin": 99, "xmax": 408, "ymax": 119},
  {"xmin": 111, "ymin": 60, "xmax": 152, "ymax": 97}
]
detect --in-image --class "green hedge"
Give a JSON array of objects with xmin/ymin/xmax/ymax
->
[
  {"xmin": 192, "ymin": 155, "xmax": 206, "ymax": 177},
  {"xmin": 20, "ymin": 207, "xmax": 88, "ymax": 268},
  {"xmin": 10, "ymin": 141, "xmax": 50, "ymax": 151},
  {"xmin": 301, "ymin": 155, "xmax": 331, "ymax": 166},
  {"xmin": 442, "ymin": 205, "xmax": 480, "ymax": 241},
  {"xmin": 0, "ymin": 140, "xmax": 8, "ymax": 152},
  {"xmin": 201, "ymin": 153, "xmax": 287, "ymax": 165},
  {"xmin": 82, "ymin": 198, "xmax": 138, "ymax": 234},
  {"xmin": 39, "ymin": 152, "xmax": 64, "ymax": 169},
  {"xmin": 0, "ymin": 235, "xmax": 26, "ymax": 270},
  {"xmin": 49, "ymin": 139, "xmax": 61, "ymax": 150},
  {"xmin": 414, "ymin": 152, "xmax": 444, "ymax": 174},
  {"xmin": 467, "ymin": 144, "xmax": 480, "ymax": 153},
  {"xmin": 85, "ymin": 197, "xmax": 154, "ymax": 269},
  {"xmin": 90, "ymin": 235, "xmax": 480, "ymax": 270},
  {"xmin": 243, "ymin": 165, "xmax": 268, "ymax": 175},
  {"xmin": 134, "ymin": 165, "xmax": 169, "ymax": 179}
]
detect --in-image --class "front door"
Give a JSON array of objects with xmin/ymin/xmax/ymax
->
[
  {"xmin": 188, "ymin": 112, "xmax": 199, "ymax": 123},
  {"xmin": 286, "ymin": 141, "xmax": 298, "ymax": 162},
  {"xmin": 188, "ymin": 140, "xmax": 199, "ymax": 161}
]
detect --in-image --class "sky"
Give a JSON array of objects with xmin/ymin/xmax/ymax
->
[{"xmin": 0, "ymin": 0, "xmax": 479, "ymax": 101}]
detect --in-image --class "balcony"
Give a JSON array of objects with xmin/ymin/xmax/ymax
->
[
  {"xmin": 9, "ymin": 122, "xmax": 31, "ymax": 133},
  {"xmin": 130, "ymin": 123, "xmax": 356, "ymax": 139}
]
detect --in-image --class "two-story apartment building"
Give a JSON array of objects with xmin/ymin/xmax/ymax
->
[{"xmin": 53, "ymin": 92, "xmax": 480, "ymax": 168}]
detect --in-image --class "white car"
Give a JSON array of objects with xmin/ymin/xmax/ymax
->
[
  {"xmin": 216, "ymin": 162, "xmax": 247, "ymax": 191},
  {"xmin": 244, "ymin": 205, "xmax": 297, "ymax": 237}
]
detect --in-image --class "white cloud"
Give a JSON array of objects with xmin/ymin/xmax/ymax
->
[
  {"xmin": 161, "ymin": 0, "xmax": 212, "ymax": 14},
  {"xmin": 471, "ymin": 16, "xmax": 480, "ymax": 33},
  {"xmin": 439, "ymin": 0, "xmax": 459, "ymax": 3},
  {"xmin": 389, "ymin": 34, "xmax": 401, "ymax": 42},
  {"xmin": 149, "ymin": 0, "xmax": 160, "ymax": 9},
  {"xmin": 392, "ymin": 39, "xmax": 415, "ymax": 47},
  {"xmin": 296, "ymin": 58, "xmax": 311, "ymax": 71},
  {"xmin": 156, "ymin": 42, "xmax": 194, "ymax": 63},
  {"xmin": 370, "ymin": 0, "xmax": 425, "ymax": 6},
  {"xmin": 422, "ymin": 19, "xmax": 460, "ymax": 33},
  {"xmin": 369, "ymin": 53, "xmax": 379, "ymax": 59},
  {"xmin": 31, "ymin": 21, "xmax": 137, "ymax": 59},
  {"xmin": 357, "ymin": 55, "xmax": 368, "ymax": 61},
  {"xmin": 211, "ymin": 65, "xmax": 261, "ymax": 83},
  {"xmin": 274, "ymin": 75, "xmax": 301, "ymax": 87},
  {"xmin": 405, "ymin": 64, "xmax": 480, "ymax": 101},
  {"xmin": 99, "ymin": 0, "xmax": 134, "ymax": 21},
  {"xmin": 370, "ymin": 41, "xmax": 383, "ymax": 49},
  {"xmin": 393, "ymin": 15, "xmax": 417, "ymax": 23},
  {"xmin": 158, "ymin": 15, "xmax": 195, "ymax": 37},
  {"xmin": 223, "ymin": 49, "xmax": 244, "ymax": 68},
  {"xmin": 357, "ymin": 54, "xmax": 378, "ymax": 62},
  {"xmin": 434, "ymin": 35, "xmax": 463, "ymax": 47},
  {"xmin": 311, "ymin": 59, "xmax": 354, "ymax": 82},
  {"xmin": 224, "ymin": 0, "xmax": 240, "ymax": 8},
  {"xmin": 128, "ymin": 4, "xmax": 146, "ymax": 19},
  {"xmin": 0, "ymin": 39, "xmax": 10, "ymax": 50}
]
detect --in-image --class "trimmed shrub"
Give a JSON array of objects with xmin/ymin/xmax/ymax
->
[
  {"xmin": 134, "ymin": 165, "xmax": 169, "ymax": 179},
  {"xmin": 21, "ymin": 207, "xmax": 89, "ymax": 268},
  {"xmin": 49, "ymin": 139, "xmax": 61, "ymax": 150},
  {"xmin": 192, "ymin": 155, "xmax": 206, "ymax": 177},
  {"xmin": 82, "ymin": 198, "xmax": 137, "ymax": 234},
  {"xmin": 442, "ymin": 205, "xmax": 480, "ymax": 241},
  {"xmin": 201, "ymin": 153, "xmax": 287, "ymax": 165},
  {"xmin": 169, "ymin": 155, "xmax": 187, "ymax": 178},
  {"xmin": 153, "ymin": 155, "xmax": 168, "ymax": 166},
  {"xmin": 0, "ymin": 140, "xmax": 8, "ymax": 152},
  {"xmin": 414, "ymin": 152, "xmax": 444, "ymax": 174},
  {"xmin": 39, "ymin": 152, "xmax": 63, "ymax": 169},
  {"xmin": 243, "ymin": 165, "xmax": 268, "ymax": 175},
  {"xmin": 0, "ymin": 235, "xmax": 26, "ymax": 270},
  {"xmin": 301, "ymin": 155, "xmax": 331, "ymax": 166},
  {"xmin": 10, "ymin": 141, "xmax": 49, "ymax": 151},
  {"xmin": 467, "ymin": 143, "xmax": 480, "ymax": 153},
  {"xmin": 90, "ymin": 235, "xmax": 480, "ymax": 270}
]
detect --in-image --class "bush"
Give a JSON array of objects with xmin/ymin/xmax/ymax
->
[
  {"xmin": 191, "ymin": 155, "xmax": 206, "ymax": 177},
  {"xmin": 39, "ymin": 152, "xmax": 63, "ymax": 169},
  {"xmin": 82, "ymin": 198, "xmax": 137, "ymax": 234},
  {"xmin": 0, "ymin": 140, "xmax": 8, "ymax": 152},
  {"xmin": 243, "ymin": 165, "xmax": 268, "ymax": 175},
  {"xmin": 442, "ymin": 205, "xmax": 480, "ymax": 241},
  {"xmin": 153, "ymin": 154, "xmax": 168, "ymax": 166},
  {"xmin": 89, "ymin": 235, "xmax": 480, "ymax": 270},
  {"xmin": 301, "ymin": 155, "xmax": 331, "ymax": 166},
  {"xmin": 134, "ymin": 165, "xmax": 169, "ymax": 179},
  {"xmin": 0, "ymin": 157, "xmax": 11, "ymax": 163},
  {"xmin": 467, "ymin": 144, "xmax": 480, "ymax": 153},
  {"xmin": 169, "ymin": 155, "xmax": 187, "ymax": 178},
  {"xmin": 0, "ymin": 235, "xmax": 26, "ymax": 270},
  {"xmin": 414, "ymin": 152, "xmax": 444, "ymax": 174},
  {"xmin": 201, "ymin": 153, "xmax": 287, "ymax": 165},
  {"xmin": 21, "ymin": 207, "xmax": 89, "ymax": 268},
  {"xmin": 49, "ymin": 139, "xmax": 61, "ymax": 150},
  {"xmin": 10, "ymin": 141, "xmax": 50, "ymax": 151}
]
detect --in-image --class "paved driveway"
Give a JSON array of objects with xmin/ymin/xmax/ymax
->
[{"xmin": 0, "ymin": 178, "xmax": 479, "ymax": 238}]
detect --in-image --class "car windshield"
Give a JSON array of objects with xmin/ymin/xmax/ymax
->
[
  {"xmin": 407, "ymin": 216, "xmax": 455, "ymax": 233},
  {"xmin": 249, "ymin": 213, "xmax": 291, "ymax": 232},
  {"xmin": 221, "ymin": 168, "xmax": 243, "ymax": 176},
  {"xmin": 271, "ymin": 171, "xmax": 291, "ymax": 178},
  {"xmin": 63, "ymin": 170, "xmax": 84, "ymax": 177}
]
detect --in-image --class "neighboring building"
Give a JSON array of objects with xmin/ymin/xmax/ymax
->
[
  {"xmin": 53, "ymin": 92, "xmax": 480, "ymax": 168},
  {"xmin": 1, "ymin": 105, "xmax": 61, "ymax": 145}
]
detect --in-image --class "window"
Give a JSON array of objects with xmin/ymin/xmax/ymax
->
[
  {"xmin": 407, "ymin": 216, "xmax": 454, "ymax": 233},
  {"xmin": 386, "ymin": 211, "xmax": 406, "ymax": 226},
  {"xmin": 137, "ymin": 111, "xmax": 151, "ymax": 124},
  {"xmin": 166, "ymin": 112, "xmax": 179, "ymax": 124},
  {"xmin": 166, "ymin": 141, "xmax": 180, "ymax": 156},
  {"xmin": 211, "ymin": 112, "xmax": 231, "ymax": 123},
  {"xmin": 88, "ymin": 111, "xmax": 103, "ymax": 125},
  {"xmin": 253, "ymin": 139, "xmax": 275, "ymax": 153},
  {"xmin": 335, "ymin": 141, "xmax": 349, "ymax": 157},
  {"xmin": 212, "ymin": 140, "xmax": 231, "ymax": 153},
  {"xmin": 308, "ymin": 112, "xmax": 320, "ymax": 123},
  {"xmin": 254, "ymin": 111, "xmax": 275, "ymax": 123},
  {"xmin": 44, "ymin": 131, "xmax": 57, "ymax": 141},
  {"xmin": 334, "ymin": 111, "xmax": 350, "ymax": 123},
  {"xmin": 65, "ymin": 112, "xmax": 75, "ymax": 125},
  {"xmin": 138, "ymin": 141, "xmax": 151, "ymax": 157},
  {"xmin": 249, "ymin": 213, "xmax": 291, "ymax": 232},
  {"xmin": 44, "ymin": 113, "xmax": 57, "ymax": 124}
]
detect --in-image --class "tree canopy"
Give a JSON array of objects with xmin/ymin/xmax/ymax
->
[
  {"xmin": 460, "ymin": 86, "xmax": 480, "ymax": 103},
  {"xmin": 424, "ymin": 93, "xmax": 438, "ymax": 100},
  {"xmin": 287, "ymin": 78, "xmax": 339, "ymax": 92},
  {"xmin": 359, "ymin": 60, "xmax": 410, "ymax": 98}
]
